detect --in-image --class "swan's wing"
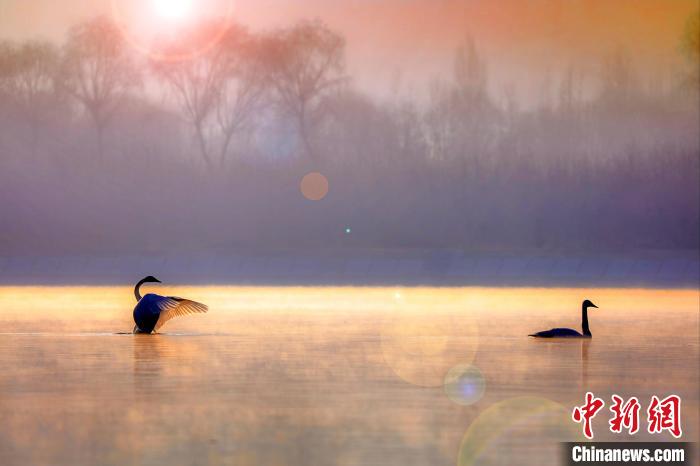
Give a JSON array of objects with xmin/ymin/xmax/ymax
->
[{"xmin": 154, "ymin": 296, "xmax": 208, "ymax": 330}]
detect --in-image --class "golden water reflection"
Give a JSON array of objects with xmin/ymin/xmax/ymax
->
[{"xmin": 0, "ymin": 286, "xmax": 697, "ymax": 465}]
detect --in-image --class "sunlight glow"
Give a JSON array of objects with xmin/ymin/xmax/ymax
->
[
  {"xmin": 111, "ymin": 0, "xmax": 235, "ymax": 61},
  {"xmin": 152, "ymin": 0, "xmax": 193, "ymax": 22}
]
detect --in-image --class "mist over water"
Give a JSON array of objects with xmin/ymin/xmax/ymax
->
[{"xmin": 0, "ymin": 286, "xmax": 697, "ymax": 465}]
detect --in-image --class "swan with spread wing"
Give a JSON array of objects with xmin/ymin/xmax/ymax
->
[{"xmin": 132, "ymin": 276, "xmax": 208, "ymax": 334}]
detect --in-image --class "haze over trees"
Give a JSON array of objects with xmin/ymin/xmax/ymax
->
[
  {"xmin": 151, "ymin": 21, "xmax": 267, "ymax": 166},
  {"xmin": 0, "ymin": 13, "xmax": 698, "ymax": 255},
  {"xmin": 262, "ymin": 20, "xmax": 346, "ymax": 163},
  {"xmin": 60, "ymin": 16, "xmax": 140, "ymax": 158},
  {"xmin": 0, "ymin": 40, "xmax": 62, "ymax": 156}
]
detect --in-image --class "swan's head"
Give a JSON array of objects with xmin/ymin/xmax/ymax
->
[
  {"xmin": 583, "ymin": 299, "xmax": 598, "ymax": 309},
  {"xmin": 142, "ymin": 275, "xmax": 162, "ymax": 284}
]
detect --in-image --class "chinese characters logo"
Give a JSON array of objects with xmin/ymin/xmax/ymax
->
[{"xmin": 572, "ymin": 392, "xmax": 681, "ymax": 439}]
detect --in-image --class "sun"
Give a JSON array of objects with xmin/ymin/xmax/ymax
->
[{"xmin": 151, "ymin": 0, "xmax": 193, "ymax": 22}]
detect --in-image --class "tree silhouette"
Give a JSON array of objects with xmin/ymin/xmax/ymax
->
[
  {"xmin": 0, "ymin": 40, "xmax": 61, "ymax": 154},
  {"xmin": 424, "ymin": 37, "xmax": 497, "ymax": 172},
  {"xmin": 60, "ymin": 16, "xmax": 139, "ymax": 158},
  {"xmin": 152, "ymin": 21, "xmax": 266, "ymax": 167},
  {"xmin": 262, "ymin": 20, "xmax": 346, "ymax": 163},
  {"xmin": 680, "ymin": 10, "xmax": 699, "ymax": 91},
  {"xmin": 599, "ymin": 49, "xmax": 636, "ymax": 106}
]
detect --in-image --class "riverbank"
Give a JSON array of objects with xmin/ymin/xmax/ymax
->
[{"xmin": 1, "ymin": 249, "xmax": 697, "ymax": 287}]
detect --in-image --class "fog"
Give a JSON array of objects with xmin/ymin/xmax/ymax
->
[{"xmin": 0, "ymin": 5, "xmax": 698, "ymax": 261}]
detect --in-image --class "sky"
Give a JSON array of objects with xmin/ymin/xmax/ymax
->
[{"xmin": 0, "ymin": 0, "xmax": 697, "ymax": 105}]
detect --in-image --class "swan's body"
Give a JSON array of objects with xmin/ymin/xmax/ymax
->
[
  {"xmin": 132, "ymin": 276, "xmax": 208, "ymax": 333},
  {"xmin": 529, "ymin": 300, "xmax": 598, "ymax": 338},
  {"xmin": 530, "ymin": 327, "xmax": 585, "ymax": 338}
]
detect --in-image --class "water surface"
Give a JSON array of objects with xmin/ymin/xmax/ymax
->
[{"xmin": 0, "ymin": 286, "xmax": 697, "ymax": 465}]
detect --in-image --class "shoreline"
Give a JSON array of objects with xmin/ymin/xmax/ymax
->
[{"xmin": 1, "ymin": 250, "xmax": 697, "ymax": 288}]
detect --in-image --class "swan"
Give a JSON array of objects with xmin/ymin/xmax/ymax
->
[
  {"xmin": 529, "ymin": 299, "xmax": 598, "ymax": 338},
  {"xmin": 132, "ymin": 276, "xmax": 208, "ymax": 334}
]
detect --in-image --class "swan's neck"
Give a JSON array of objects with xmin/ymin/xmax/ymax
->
[
  {"xmin": 134, "ymin": 278, "xmax": 147, "ymax": 302},
  {"xmin": 581, "ymin": 304, "xmax": 591, "ymax": 337}
]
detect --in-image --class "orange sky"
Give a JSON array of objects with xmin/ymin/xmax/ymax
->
[{"xmin": 0, "ymin": 0, "xmax": 696, "ymax": 104}]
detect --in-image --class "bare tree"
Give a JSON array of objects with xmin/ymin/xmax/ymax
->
[
  {"xmin": 599, "ymin": 49, "xmax": 636, "ymax": 105},
  {"xmin": 558, "ymin": 65, "xmax": 579, "ymax": 114},
  {"xmin": 424, "ymin": 37, "xmax": 497, "ymax": 171},
  {"xmin": 152, "ymin": 21, "xmax": 266, "ymax": 167},
  {"xmin": 0, "ymin": 40, "xmax": 61, "ymax": 154},
  {"xmin": 453, "ymin": 36, "xmax": 487, "ymax": 101},
  {"xmin": 262, "ymin": 20, "xmax": 346, "ymax": 162},
  {"xmin": 680, "ymin": 10, "xmax": 699, "ymax": 91},
  {"xmin": 215, "ymin": 34, "xmax": 268, "ymax": 165},
  {"xmin": 60, "ymin": 16, "xmax": 139, "ymax": 158}
]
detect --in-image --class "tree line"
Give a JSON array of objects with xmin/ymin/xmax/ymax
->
[{"xmin": 0, "ymin": 13, "xmax": 698, "ymax": 254}]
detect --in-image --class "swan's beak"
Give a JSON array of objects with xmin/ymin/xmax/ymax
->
[{"xmin": 590, "ymin": 302, "xmax": 598, "ymax": 308}]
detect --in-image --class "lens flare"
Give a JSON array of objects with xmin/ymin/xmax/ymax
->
[
  {"xmin": 458, "ymin": 397, "xmax": 582, "ymax": 466},
  {"xmin": 444, "ymin": 364, "xmax": 485, "ymax": 406},
  {"xmin": 300, "ymin": 172, "xmax": 329, "ymax": 201}
]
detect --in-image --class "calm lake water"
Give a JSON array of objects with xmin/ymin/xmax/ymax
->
[{"xmin": 0, "ymin": 286, "xmax": 697, "ymax": 465}]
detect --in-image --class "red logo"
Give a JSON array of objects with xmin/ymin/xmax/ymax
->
[
  {"xmin": 609, "ymin": 395, "xmax": 640, "ymax": 434},
  {"xmin": 572, "ymin": 392, "xmax": 605, "ymax": 439},
  {"xmin": 647, "ymin": 395, "xmax": 682, "ymax": 438},
  {"xmin": 572, "ymin": 393, "xmax": 682, "ymax": 439}
]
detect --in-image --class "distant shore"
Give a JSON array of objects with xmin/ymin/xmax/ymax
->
[{"xmin": 0, "ymin": 249, "xmax": 697, "ymax": 288}]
